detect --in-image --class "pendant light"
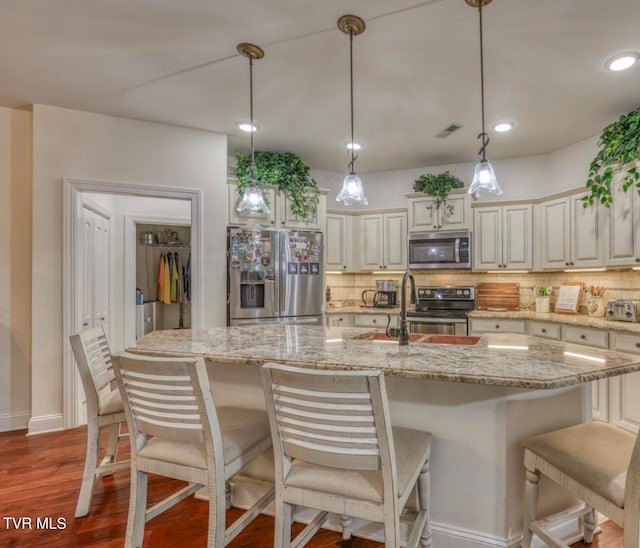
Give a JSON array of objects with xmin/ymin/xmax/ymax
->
[
  {"xmin": 336, "ymin": 15, "xmax": 368, "ymax": 206},
  {"xmin": 467, "ymin": 0, "xmax": 503, "ymax": 199},
  {"xmin": 236, "ymin": 42, "xmax": 270, "ymax": 214}
]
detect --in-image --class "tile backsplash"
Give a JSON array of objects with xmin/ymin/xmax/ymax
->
[{"xmin": 326, "ymin": 270, "xmax": 640, "ymax": 311}]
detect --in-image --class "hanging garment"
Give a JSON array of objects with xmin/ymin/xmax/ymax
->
[
  {"xmin": 184, "ymin": 253, "xmax": 191, "ymax": 301},
  {"xmin": 170, "ymin": 252, "xmax": 179, "ymax": 302},
  {"xmin": 163, "ymin": 252, "xmax": 171, "ymax": 304},
  {"xmin": 157, "ymin": 253, "xmax": 166, "ymax": 302}
]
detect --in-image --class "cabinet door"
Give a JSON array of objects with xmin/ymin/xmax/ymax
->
[
  {"xmin": 383, "ymin": 212, "xmax": 407, "ymax": 269},
  {"xmin": 571, "ymin": 192, "xmax": 605, "ymax": 268},
  {"xmin": 503, "ymin": 205, "xmax": 533, "ymax": 269},
  {"xmin": 440, "ymin": 194, "xmax": 469, "ymax": 230},
  {"xmin": 473, "ymin": 206, "xmax": 502, "ymax": 270},
  {"xmin": 360, "ymin": 215, "xmax": 384, "ymax": 271},
  {"xmin": 227, "ymin": 182, "xmax": 277, "ymax": 226},
  {"xmin": 279, "ymin": 191, "xmax": 325, "ymax": 230},
  {"xmin": 608, "ymin": 333, "xmax": 640, "ymax": 432},
  {"xmin": 607, "ymin": 179, "xmax": 640, "ymax": 266},
  {"xmin": 408, "ymin": 198, "xmax": 438, "ymax": 232},
  {"xmin": 541, "ymin": 197, "xmax": 570, "ymax": 269},
  {"xmin": 325, "ymin": 214, "xmax": 349, "ymax": 271}
]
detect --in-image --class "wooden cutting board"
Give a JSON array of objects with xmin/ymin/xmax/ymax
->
[{"xmin": 477, "ymin": 282, "xmax": 520, "ymax": 310}]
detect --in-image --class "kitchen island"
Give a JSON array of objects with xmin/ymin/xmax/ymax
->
[{"xmin": 130, "ymin": 325, "xmax": 640, "ymax": 547}]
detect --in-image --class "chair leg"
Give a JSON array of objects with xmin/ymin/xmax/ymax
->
[
  {"xmin": 274, "ymin": 498, "xmax": 292, "ymax": 548},
  {"xmin": 522, "ymin": 467, "xmax": 540, "ymax": 548},
  {"xmin": 582, "ymin": 506, "xmax": 596, "ymax": 544},
  {"xmin": 207, "ymin": 477, "xmax": 227, "ymax": 548},
  {"xmin": 340, "ymin": 515, "xmax": 352, "ymax": 541},
  {"xmin": 384, "ymin": 518, "xmax": 400, "ymax": 547},
  {"xmin": 100, "ymin": 422, "xmax": 120, "ymax": 470},
  {"xmin": 418, "ymin": 458, "xmax": 432, "ymax": 547},
  {"xmin": 75, "ymin": 418, "xmax": 100, "ymax": 517},
  {"xmin": 125, "ymin": 468, "xmax": 148, "ymax": 548}
]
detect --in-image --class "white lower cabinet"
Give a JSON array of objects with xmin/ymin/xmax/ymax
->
[
  {"xmin": 326, "ymin": 314, "xmax": 355, "ymax": 328},
  {"xmin": 354, "ymin": 314, "xmax": 398, "ymax": 329},
  {"xmin": 606, "ymin": 332, "xmax": 640, "ymax": 432},
  {"xmin": 528, "ymin": 321, "xmax": 561, "ymax": 340},
  {"xmin": 468, "ymin": 318, "xmax": 527, "ymax": 334}
]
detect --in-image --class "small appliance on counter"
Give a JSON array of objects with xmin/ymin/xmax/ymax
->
[
  {"xmin": 361, "ymin": 284, "xmax": 397, "ymax": 308},
  {"xmin": 606, "ymin": 300, "xmax": 640, "ymax": 322}
]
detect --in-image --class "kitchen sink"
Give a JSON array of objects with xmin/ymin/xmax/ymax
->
[{"xmin": 356, "ymin": 332, "xmax": 480, "ymax": 345}]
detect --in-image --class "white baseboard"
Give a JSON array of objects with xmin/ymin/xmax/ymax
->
[
  {"xmin": 0, "ymin": 411, "xmax": 30, "ymax": 432},
  {"xmin": 226, "ymin": 479, "xmax": 585, "ymax": 548},
  {"xmin": 27, "ymin": 413, "xmax": 64, "ymax": 435}
]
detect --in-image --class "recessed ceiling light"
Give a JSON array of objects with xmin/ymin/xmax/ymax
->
[
  {"xmin": 346, "ymin": 141, "xmax": 362, "ymax": 151},
  {"xmin": 235, "ymin": 121, "xmax": 260, "ymax": 132},
  {"xmin": 493, "ymin": 121, "xmax": 514, "ymax": 133},
  {"xmin": 605, "ymin": 52, "xmax": 639, "ymax": 72}
]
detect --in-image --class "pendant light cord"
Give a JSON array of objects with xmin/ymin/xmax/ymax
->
[
  {"xmin": 477, "ymin": 1, "xmax": 490, "ymax": 162},
  {"xmin": 348, "ymin": 27, "xmax": 358, "ymax": 174},
  {"xmin": 249, "ymin": 55, "xmax": 257, "ymax": 182}
]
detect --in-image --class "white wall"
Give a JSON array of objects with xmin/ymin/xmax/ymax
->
[
  {"xmin": 0, "ymin": 107, "xmax": 32, "ymax": 431},
  {"xmin": 318, "ymin": 135, "xmax": 599, "ymax": 210},
  {"xmin": 30, "ymin": 105, "xmax": 227, "ymax": 433}
]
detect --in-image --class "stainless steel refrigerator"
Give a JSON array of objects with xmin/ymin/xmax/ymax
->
[{"xmin": 227, "ymin": 227, "xmax": 324, "ymax": 326}]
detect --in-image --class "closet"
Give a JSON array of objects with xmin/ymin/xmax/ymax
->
[{"xmin": 135, "ymin": 223, "xmax": 191, "ymax": 339}]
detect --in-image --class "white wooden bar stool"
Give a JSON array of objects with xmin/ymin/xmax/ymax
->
[
  {"xmin": 113, "ymin": 351, "xmax": 274, "ymax": 548},
  {"xmin": 522, "ymin": 420, "xmax": 640, "ymax": 547},
  {"xmin": 261, "ymin": 362, "xmax": 433, "ymax": 547},
  {"xmin": 69, "ymin": 326, "xmax": 129, "ymax": 517}
]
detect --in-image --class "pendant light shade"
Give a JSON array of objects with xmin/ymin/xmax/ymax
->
[
  {"xmin": 336, "ymin": 15, "xmax": 368, "ymax": 206},
  {"xmin": 236, "ymin": 42, "xmax": 270, "ymax": 214},
  {"xmin": 466, "ymin": 0, "xmax": 503, "ymax": 199}
]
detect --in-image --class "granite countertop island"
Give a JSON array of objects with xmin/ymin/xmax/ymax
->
[
  {"xmin": 128, "ymin": 325, "xmax": 640, "ymax": 546},
  {"xmin": 130, "ymin": 324, "xmax": 640, "ymax": 389}
]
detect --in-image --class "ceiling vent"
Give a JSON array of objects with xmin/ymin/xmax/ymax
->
[{"xmin": 436, "ymin": 123, "xmax": 462, "ymax": 138}]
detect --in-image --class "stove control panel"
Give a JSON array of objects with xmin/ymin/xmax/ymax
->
[{"xmin": 417, "ymin": 286, "xmax": 476, "ymax": 301}]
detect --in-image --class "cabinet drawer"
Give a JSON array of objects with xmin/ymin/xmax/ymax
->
[
  {"xmin": 611, "ymin": 332, "xmax": 640, "ymax": 354},
  {"xmin": 562, "ymin": 325, "xmax": 608, "ymax": 348},
  {"xmin": 327, "ymin": 314, "xmax": 355, "ymax": 328},
  {"xmin": 529, "ymin": 321, "xmax": 561, "ymax": 340},
  {"xmin": 354, "ymin": 314, "xmax": 392, "ymax": 328},
  {"xmin": 469, "ymin": 318, "xmax": 526, "ymax": 333}
]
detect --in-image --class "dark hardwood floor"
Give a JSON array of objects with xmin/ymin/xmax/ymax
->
[{"xmin": 0, "ymin": 427, "xmax": 623, "ymax": 547}]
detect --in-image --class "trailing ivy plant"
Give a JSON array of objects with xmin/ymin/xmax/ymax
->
[
  {"xmin": 582, "ymin": 106, "xmax": 640, "ymax": 208},
  {"xmin": 236, "ymin": 151, "xmax": 319, "ymax": 220},
  {"xmin": 413, "ymin": 171, "xmax": 465, "ymax": 214}
]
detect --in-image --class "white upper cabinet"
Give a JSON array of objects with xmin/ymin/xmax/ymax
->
[
  {"xmin": 607, "ymin": 178, "xmax": 640, "ymax": 267},
  {"xmin": 325, "ymin": 213, "xmax": 352, "ymax": 272},
  {"xmin": 540, "ymin": 191, "xmax": 605, "ymax": 269},
  {"xmin": 407, "ymin": 191, "xmax": 470, "ymax": 232},
  {"xmin": 228, "ymin": 181, "xmax": 326, "ymax": 230},
  {"xmin": 473, "ymin": 204, "xmax": 532, "ymax": 270},
  {"xmin": 359, "ymin": 212, "xmax": 407, "ymax": 271}
]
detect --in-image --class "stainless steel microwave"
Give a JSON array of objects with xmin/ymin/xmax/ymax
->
[{"xmin": 408, "ymin": 230, "xmax": 472, "ymax": 269}]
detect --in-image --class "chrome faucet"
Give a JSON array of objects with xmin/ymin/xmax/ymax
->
[{"xmin": 399, "ymin": 269, "xmax": 417, "ymax": 346}]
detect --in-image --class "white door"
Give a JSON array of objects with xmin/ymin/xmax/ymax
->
[
  {"xmin": 571, "ymin": 191, "xmax": 605, "ymax": 268},
  {"xmin": 80, "ymin": 204, "xmax": 110, "ymax": 334},
  {"xmin": 502, "ymin": 204, "xmax": 533, "ymax": 269},
  {"xmin": 473, "ymin": 206, "xmax": 502, "ymax": 270},
  {"xmin": 383, "ymin": 212, "xmax": 407, "ymax": 270},
  {"xmin": 325, "ymin": 214, "xmax": 348, "ymax": 271},
  {"xmin": 541, "ymin": 197, "xmax": 570, "ymax": 269},
  {"xmin": 359, "ymin": 214, "xmax": 384, "ymax": 271}
]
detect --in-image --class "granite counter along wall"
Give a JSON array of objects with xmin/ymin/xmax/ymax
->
[{"xmin": 326, "ymin": 270, "xmax": 640, "ymax": 312}]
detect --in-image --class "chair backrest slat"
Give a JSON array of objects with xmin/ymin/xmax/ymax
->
[
  {"xmin": 263, "ymin": 363, "xmax": 396, "ymax": 472},
  {"xmin": 114, "ymin": 352, "xmax": 221, "ymax": 448},
  {"xmin": 69, "ymin": 327, "xmax": 115, "ymax": 412}
]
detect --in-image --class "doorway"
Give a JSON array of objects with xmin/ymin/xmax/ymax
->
[{"xmin": 62, "ymin": 177, "xmax": 203, "ymax": 428}]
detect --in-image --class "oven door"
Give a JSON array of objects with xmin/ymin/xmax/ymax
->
[{"xmin": 409, "ymin": 316, "xmax": 468, "ymax": 336}]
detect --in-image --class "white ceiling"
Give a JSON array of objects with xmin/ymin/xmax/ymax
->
[{"xmin": 1, "ymin": 0, "xmax": 639, "ymax": 172}]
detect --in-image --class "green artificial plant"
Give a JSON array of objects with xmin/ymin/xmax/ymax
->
[
  {"xmin": 582, "ymin": 106, "xmax": 640, "ymax": 208},
  {"xmin": 413, "ymin": 171, "xmax": 465, "ymax": 214},
  {"xmin": 236, "ymin": 151, "xmax": 319, "ymax": 220}
]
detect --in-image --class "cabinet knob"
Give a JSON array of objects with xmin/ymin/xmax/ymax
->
[
  {"xmin": 343, "ymin": 265, "xmax": 347, "ymax": 269},
  {"xmin": 495, "ymin": 324, "xmax": 500, "ymax": 329},
  {"xmin": 83, "ymin": 322, "xmax": 88, "ymax": 327},
  {"xmin": 580, "ymin": 334, "xmax": 586, "ymax": 340},
  {"xmin": 372, "ymin": 319, "xmax": 377, "ymax": 324},
  {"xmin": 635, "ymin": 342, "xmax": 640, "ymax": 348},
  {"xmin": 433, "ymin": 225, "xmax": 437, "ymax": 229},
  {"xmin": 565, "ymin": 262, "xmax": 569, "ymax": 266},
  {"xmin": 636, "ymin": 258, "xmax": 640, "ymax": 263},
  {"xmin": 570, "ymin": 262, "xmax": 575, "ymax": 266},
  {"xmin": 541, "ymin": 328, "xmax": 547, "ymax": 333}
]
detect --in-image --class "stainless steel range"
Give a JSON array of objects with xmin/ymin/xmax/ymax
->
[{"xmin": 407, "ymin": 286, "xmax": 476, "ymax": 336}]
